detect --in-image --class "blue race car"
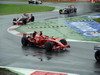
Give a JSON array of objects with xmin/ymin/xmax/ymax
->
[{"xmin": 59, "ymin": 5, "xmax": 77, "ymax": 14}]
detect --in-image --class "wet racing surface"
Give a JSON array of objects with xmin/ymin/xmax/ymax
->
[{"xmin": 0, "ymin": 1, "xmax": 100, "ymax": 75}]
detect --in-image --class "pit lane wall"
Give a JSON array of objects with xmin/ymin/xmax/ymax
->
[{"xmin": 41, "ymin": 0, "xmax": 100, "ymax": 2}]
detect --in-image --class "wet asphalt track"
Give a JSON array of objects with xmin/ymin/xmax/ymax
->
[{"xmin": 0, "ymin": 1, "xmax": 100, "ymax": 75}]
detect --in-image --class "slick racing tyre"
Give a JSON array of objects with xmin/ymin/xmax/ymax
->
[
  {"xmin": 60, "ymin": 39, "xmax": 67, "ymax": 45},
  {"xmin": 28, "ymin": 1, "xmax": 31, "ymax": 4},
  {"xmin": 74, "ymin": 8, "xmax": 77, "ymax": 13},
  {"xmin": 59, "ymin": 10, "xmax": 62, "ymax": 14},
  {"xmin": 45, "ymin": 42, "xmax": 53, "ymax": 51},
  {"xmin": 36, "ymin": 1, "xmax": 38, "ymax": 4},
  {"xmin": 13, "ymin": 18, "xmax": 17, "ymax": 25},
  {"xmin": 22, "ymin": 19, "xmax": 27, "ymax": 24},
  {"xmin": 31, "ymin": 16, "xmax": 34, "ymax": 22},
  {"xmin": 95, "ymin": 50, "xmax": 100, "ymax": 62},
  {"xmin": 21, "ymin": 37, "xmax": 29, "ymax": 46},
  {"xmin": 13, "ymin": 18, "xmax": 16, "ymax": 21}
]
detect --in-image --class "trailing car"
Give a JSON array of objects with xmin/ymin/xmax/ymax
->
[
  {"xmin": 13, "ymin": 13, "xmax": 34, "ymax": 25},
  {"xmin": 94, "ymin": 44, "xmax": 100, "ymax": 62},
  {"xmin": 59, "ymin": 5, "xmax": 77, "ymax": 14},
  {"xmin": 21, "ymin": 31, "xmax": 70, "ymax": 51},
  {"xmin": 28, "ymin": 0, "xmax": 42, "ymax": 4}
]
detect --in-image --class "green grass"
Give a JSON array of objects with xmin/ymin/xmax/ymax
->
[
  {"xmin": 0, "ymin": 4, "xmax": 55, "ymax": 15},
  {"xmin": 0, "ymin": 68, "xmax": 24, "ymax": 75},
  {"xmin": 0, "ymin": 68, "xmax": 11, "ymax": 72},
  {"xmin": 93, "ymin": 18, "xmax": 100, "ymax": 23}
]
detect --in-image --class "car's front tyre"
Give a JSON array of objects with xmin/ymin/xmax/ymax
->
[
  {"xmin": 60, "ymin": 39, "xmax": 67, "ymax": 45},
  {"xmin": 13, "ymin": 18, "xmax": 17, "ymax": 25},
  {"xmin": 21, "ymin": 37, "xmax": 29, "ymax": 46},
  {"xmin": 59, "ymin": 10, "xmax": 62, "ymax": 14},
  {"xmin": 45, "ymin": 42, "xmax": 53, "ymax": 51},
  {"xmin": 13, "ymin": 23, "xmax": 16, "ymax": 25}
]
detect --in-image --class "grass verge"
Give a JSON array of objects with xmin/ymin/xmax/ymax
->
[
  {"xmin": 0, "ymin": 68, "xmax": 24, "ymax": 75},
  {"xmin": 93, "ymin": 18, "xmax": 100, "ymax": 23},
  {"xmin": 0, "ymin": 4, "xmax": 55, "ymax": 15},
  {"xmin": 16, "ymin": 17, "xmax": 100, "ymax": 42}
]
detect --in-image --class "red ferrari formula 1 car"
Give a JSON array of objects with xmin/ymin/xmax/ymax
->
[
  {"xmin": 13, "ymin": 13, "xmax": 34, "ymax": 25},
  {"xmin": 21, "ymin": 31, "xmax": 70, "ymax": 51}
]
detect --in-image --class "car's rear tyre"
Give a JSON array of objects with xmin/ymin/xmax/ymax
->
[
  {"xmin": 21, "ymin": 37, "xmax": 29, "ymax": 46},
  {"xmin": 13, "ymin": 18, "xmax": 17, "ymax": 25},
  {"xmin": 74, "ymin": 8, "xmax": 77, "ymax": 13},
  {"xmin": 45, "ymin": 42, "xmax": 53, "ymax": 51},
  {"xmin": 59, "ymin": 10, "xmax": 62, "ymax": 14},
  {"xmin": 28, "ymin": 1, "xmax": 31, "ymax": 4},
  {"xmin": 67, "ymin": 11, "xmax": 70, "ymax": 14},
  {"xmin": 23, "ymin": 19, "xmax": 27, "ymax": 24},
  {"xmin": 95, "ymin": 50, "xmax": 100, "ymax": 62},
  {"xmin": 31, "ymin": 16, "xmax": 34, "ymax": 22},
  {"xmin": 60, "ymin": 39, "xmax": 67, "ymax": 45}
]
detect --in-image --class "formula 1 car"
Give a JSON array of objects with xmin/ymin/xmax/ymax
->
[
  {"xmin": 21, "ymin": 31, "xmax": 70, "ymax": 51},
  {"xmin": 28, "ymin": 0, "xmax": 42, "ymax": 4},
  {"xmin": 59, "ymin": 5, "xmax": 77, "ymax": 14},
  {"xmin": 94, "ymin": 44, "xmax": 100, "ymax": 62},
  {"xmin": 13, "ymin": 13, "xmax": 34, "ymax": 25}
]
